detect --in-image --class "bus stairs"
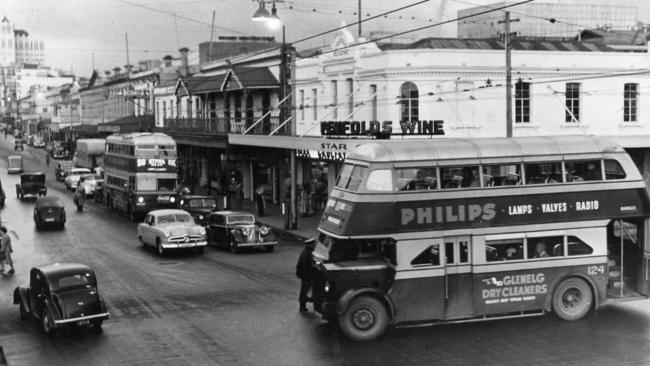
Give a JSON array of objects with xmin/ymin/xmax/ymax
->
[{"xmin": 607, "ymin": 255, "xmax": 639, "ymax": 298}]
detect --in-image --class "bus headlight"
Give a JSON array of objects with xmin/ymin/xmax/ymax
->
[
  {"xmin": 170, "ymin": 197, "xmax": 176, "ymax": 203},
  {"xmin": 260, "ymin": 225, "xmax": 269, "ymax": 235},
  {"xmin": 137, "ymin": 196, "xmax": 144, "ymax": 203}
]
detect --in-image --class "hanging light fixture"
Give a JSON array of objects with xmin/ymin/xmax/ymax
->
[
  {"xmin": 252, "ymin": 1, "xmax": 271, "ymax": 21},
  {"xmin": 266, "ymin": 1, "xmax": 282, "ymax": 30}
]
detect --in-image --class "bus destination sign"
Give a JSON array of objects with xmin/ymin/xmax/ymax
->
[{"xmin": 136, "ymin": 158, "xmax": 177, "ymax": 172}]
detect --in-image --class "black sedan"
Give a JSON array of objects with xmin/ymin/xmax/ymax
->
[
  {"xmin": 206, "ymin": 211, "xmax": 277, "ymax": 253},
  {"xmin": 179, "ymin": 195, "xmax": 219, "ymax": 226},
  {"xmin": 34, "ymin": 196, "xmax": 66, "ymax": 230},
  {"xmin": 54, "ymin": 160, "xmax": 74, "ymax": 182},
  {"xmin": 13, "ymin": 263, "xmax": 110, "ymax": 335},
  {"xmin": 16, "ymin": 172, "xmax": 47, "ymax": 199}
]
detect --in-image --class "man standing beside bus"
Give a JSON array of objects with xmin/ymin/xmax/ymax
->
[{"xmin": 296, "ymin": 238, "xmax": 315, "ymax": 312}]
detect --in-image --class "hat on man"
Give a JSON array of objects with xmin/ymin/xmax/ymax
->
[{"xmin": 304, "ymin": 238, "xmax": 316, "ymax": 247}]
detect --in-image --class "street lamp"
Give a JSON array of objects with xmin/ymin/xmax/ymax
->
[{"xmin": 251, "ymin": 0, "xmax": 296, "ymax": 229}]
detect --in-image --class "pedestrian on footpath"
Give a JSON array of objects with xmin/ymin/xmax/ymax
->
[
  {"xmin": 0, "ymin": 227, "xmax": 14, "ymax": 275},
  {"xmin": 296, "ymin": 238, "xmax": 315, "ymax": 312},
  {"xmin": 45, "ymin": 153, "xmax": 50, "ymax": 167},
  {"xmin": 254, "ymin": 185, "xmax": 265, "ymax": 217}
]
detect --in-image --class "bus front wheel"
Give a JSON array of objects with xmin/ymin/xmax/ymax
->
[
  {"xmin": 338, "ymin": 296, "xmax": 388, "ymax": 342},
  {"xmin": 553, "ymin": 277, "xmax": 592, "ymax": 321}
]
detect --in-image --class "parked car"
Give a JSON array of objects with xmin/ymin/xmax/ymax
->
[
  {"xmin": 7, "ymin": 155, "xmax": 23, "ymax": 174},
  {"xmin": 78, "ymin": 175, "xmax": 103, "ymax": 197},
  {"xmin": 51, "ymin": 141, "xmax": 67, "ymax": 159},
  {"xmin": 33, "ymin": 136, "xmax": 45, "ymax": 148},
  {"xmin": 206, "ymin": 211, "xmax": 277, "ymax": 253},
  {"xmin": 64, "ymin": 168, "xmax": 91, "ymax": 190},
  {"xmin": 34, "ymin": 196, "xmax": 66, "ymax": 230},
  {"xmin": 179, "ymin": 195, "xmax": 218, "ymax": 226},
  {"xmin": 13, "ymin": 263, "xmax": 109, "ymax": 335},
  {"xmin": 137, "ymin": 209, "xmax": 207, "ymax": 256},
  {"xmin": 16, "ymin": 172, "xmax": 47, "ymax": 199},
  {"xmin": 14, "ymin": 137, "xmax": 24, "ymax": 151},
  {"xmin": 55, "ymin": 160, "xmax": 74, "ymax": 182}
]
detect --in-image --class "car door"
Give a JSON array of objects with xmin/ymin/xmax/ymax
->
[
  {"xmin": 207, "ymin": 214, "xmax": 224, "ymax": 245},
  {"xmin": 144, "ymin": 215, "xmax": 156, "ymax": 244}
]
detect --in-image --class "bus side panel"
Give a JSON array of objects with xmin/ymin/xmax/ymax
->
[
  {"xmin": 389, "ymin": 275, "xmax": 445, "ymax": 323},
  {"xmin": 472, "ymin": 264, "xmax": 607, "ymax": 316},
  {"xmin": 445, "ymin": 272, "xmax": 473, "ymax": 319}
]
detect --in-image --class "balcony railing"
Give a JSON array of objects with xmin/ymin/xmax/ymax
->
[{"xmin": 163, "ymin": 115, "xmax": 291, "ymax": 136}]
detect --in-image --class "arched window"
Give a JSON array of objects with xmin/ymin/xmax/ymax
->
[{"xmin": 400, "ymin": 82, "xmax": 419, "ymax": 122}]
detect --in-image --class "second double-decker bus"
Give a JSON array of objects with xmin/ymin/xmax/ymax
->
[
  {"xmin": 104, "ymin": 132, "xmax": 178, "ymax": 221},
  {"xmin": 311, "ymin": 135, "xmax": 650, "ymax": 341}
]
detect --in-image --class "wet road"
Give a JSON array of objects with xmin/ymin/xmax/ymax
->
[{"xmin": 1, "ymin": 136, "xmax": 650, "ymax": 366}]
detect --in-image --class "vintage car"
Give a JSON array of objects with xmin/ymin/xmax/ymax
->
[
  {"xmin": 179, "ymin": 195, "xmax": 219, "ymax": 226},
  {"xmin": 14, "ymin": 137, "xmax": 24, "ymax": 151},
  {"xmin": 137, "ymin": 209, "xmax": 207, "ymax": 256},
  {"xmin": 7, "ymin": 155, "xmax": 23, "ymax": 174},
  {"xmin": 77, "ymin": 175, "xmax": 102, "ymax": 196},
  {"xmin": 16, "ymin": 172, "xmax": 47, "ymax": 199},
  {"xmin": 34, "ymin": 196, "xmax": 66, "ymax": 229},
  {"xmin": 51, "ymin": 141, "xmax": 67, "ymax": 159},
  {"xmin": 64, "ymin": 168, "xmax": 91, "ymax": 190},
  {"xmin": 55, "ymin": 160, "xmax": 74, "ymax": 182},
  {"xmin": 13, "ymin": 263, "xmax": 109, "ymax": 335},
  {"xmin": 206, "ymin": 211, "xmax": 277, "ymax": 253},
  {"xmin": 33, "ymin": 136, "xmax": 46, "ymax": 148}
]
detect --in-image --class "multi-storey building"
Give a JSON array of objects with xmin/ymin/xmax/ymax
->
[
  {"xmin": 458, "ymin": 1, "xmax": 638, "ymax": 38},
  {"xmin": 16, "ymin": 64, "xmax": 73, "ymax": 100}
]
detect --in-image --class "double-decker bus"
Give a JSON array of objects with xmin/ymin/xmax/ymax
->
[
  {"xmin": 104, "ymin": 133, "xmax": 178, "ymax": 221},
  {"xmin": 311, "ymin": 135, "xmax": 650, "ymax": 341}
]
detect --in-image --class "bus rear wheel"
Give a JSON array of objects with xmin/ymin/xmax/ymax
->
[
  {"xmin": 338, "ymin": 296, "xmax": 388, "ymax": 342},
  {"xmin": 553, "ymin": 277, "xmax": 592, "ymax": 321}
]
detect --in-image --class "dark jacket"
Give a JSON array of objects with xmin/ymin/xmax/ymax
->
[{"xmin": 296, "ymin": 248, "xmax": 313, "ymax": 279}]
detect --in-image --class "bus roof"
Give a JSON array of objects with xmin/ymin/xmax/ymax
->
[
  {"xmin": 106, "ymin": 132, "xmax": 175, "ymax": 145},
  {"xmin": 346, "ymin": 136, "xmax": 625, "ymax": 163}
]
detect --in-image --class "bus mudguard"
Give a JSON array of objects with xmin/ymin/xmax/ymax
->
[
  {"xmin": 336, "ymin": 287, "xmax": 395, "ymax": 319},
  {"xmin": 543, "ymin": 272, "xmax": 600, "ymax": 312}
]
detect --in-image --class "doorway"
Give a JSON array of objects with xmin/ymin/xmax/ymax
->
[{"xmin": 606, "ymin": 218, "xmax": 646, "ymax": 298}]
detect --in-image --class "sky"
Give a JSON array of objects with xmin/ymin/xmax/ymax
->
[{"xmin": 3, "ymin": 0, "xmax": 650, "ymax": 77}]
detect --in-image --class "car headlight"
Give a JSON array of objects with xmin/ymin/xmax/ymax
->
[
  {"xmin": 163, "ymin": 231, "xmax": 170, "ymax": 237},
  {"xmin": 242, "ymin": 227, "xmax": 252, "ymax": 236},
  {"xmin": 137, "ymin": 196, "xmax": 144, "ymax": 203},
  {"xmin": 324, "ymin": 281, "xmax": 332, "ymax": 293},
  {"xmin": 198, "ymin": 215, "xmax": 204, "ymax": 221},
  {"xmin": 170, "ymin": 197, "xmax": 176, "ymax": 203},
  {"xmin": 198, "ymin": 227, "xmax": 206, "ymax": 235},
  {"xmin": 260, "ymin": 225, "xmax": 269, "ymax": 235}
]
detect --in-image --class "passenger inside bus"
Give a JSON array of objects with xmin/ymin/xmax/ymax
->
[{"xmin": 533, "ymin": 242, "xmax": 550, "ymax": 258}]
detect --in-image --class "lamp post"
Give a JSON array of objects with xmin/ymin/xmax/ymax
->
[{"xmin": 252, "ymin": 0, "xmax": 297, "ymax": 229}]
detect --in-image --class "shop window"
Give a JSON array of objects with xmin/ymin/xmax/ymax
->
[
  {"xmin": 524, "ymin": 162, "xmax": 563, "ymax": 184},
  {"xmin": 411, "ymin": 244, "xmax": 440, "ymax": 266},
  {"xmin": 515, "ymin": 80, "xmax": 531, "ymax": 123},
  {"xmin": 604, "ymin": 159, "xmax": 626, "ymax": 180},
  {"xmin": 527, "ymin": 236, "xmax": 563, "ymax": 258},
  {"xmin": 400, "ymin": 82, "xmax": 419, "ymax": 123},
  {"xmin": 565, "ymin": 82, "xmax": 580, "ymax": 123},
  {"xmin": 395, "ymin": 168, "xmax": 437, "ymax": 191},
  {"xmin": 624, "ymin": 83, "xmax": 638, "ymax": 122},
  {"xmin": 331, "ymin": 80, "xmax": 338, "ymax": 119},
  {"xmin": 565, "ymin": 160, "xmax": 602, "ymax": 182},
  {"xmin": 312, "ymin": 88, "xmax": 318, "ymax": 120},
  {"xmin": 567, "ymin": 236, "xmax": 594, "ymax": 256},
  {"xmin": 346, "ymin": 78, "xmax": 354, "ymax": 116},
  {"xmin": 486, "ymin": 238, "xmax": 524, "ymax": 262},
  {"xmin": 483, "ymin": 164, "xmax": 521, "ymax": 186}
]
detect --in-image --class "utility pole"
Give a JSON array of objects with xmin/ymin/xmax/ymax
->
[
  {"xmin": 498, "ymin": 12, "xmax": 519, "ymax": 138},
  {"xmin": 358, "ymin": 0, "xmax": 362, "ymax": 38},
  {"xmin": 209, "ymin": 10, "xmax": 216, "ymax": 63},
  {"xmin": 125, "ymin": 33, "xmax": 130, "ymax": 66}
]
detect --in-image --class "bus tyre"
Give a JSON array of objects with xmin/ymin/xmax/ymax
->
[
  {"xmin": 553, "ymin": 277, "xmax": 593, "ymax": 321},
  {"xmin": 339, "ymin": 296, "xmax": 388, "ymax": 342}
]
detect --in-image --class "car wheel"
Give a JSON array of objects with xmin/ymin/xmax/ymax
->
[
  {"xmin": 41, "ymin": 310, "xmax": 53, "ymax": 336},
  {"xmin": 230, "ymin": 240, "xmax": 239, "ymax": 254},
  {"xmin": 553, "ymin": 277, "xmax": 592, "ymax": 321},
  {"xmin": 338, "ymin": 296, "xmax": 389, "ymax": 342},
  {"xmin": 156, "ymin": 238, "xmax": 165, "ymax": 256},
  {"xmin": 265, "ymin": 245, "xmax": 275, "ymax": 253},
  {"xmin": 138, "ymin": 235, "xmax": 146, "ymax": 247},
  {"xmin": 19, "ymin": 299, "xmax": 28, "ymax": 320}
]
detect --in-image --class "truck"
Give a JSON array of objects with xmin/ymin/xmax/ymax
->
[{"xmin": 76, "ymin": 138, "xmax": 106, "ymax": 172}]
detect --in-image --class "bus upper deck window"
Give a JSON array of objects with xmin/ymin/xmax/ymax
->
[
  {"xmin": 395, "ymin": 168, "xmax": 437, "ymax": 191},
  {"xmin": 483, "ymin": 164, "xmax": 521, "ymax": 186},
  {"xmin": 441, "ymin": 166, "xmax": 478, "ymax": 189},
  {"xmin": 604, "ymin": 159, "xmax": 626, "ymax": 180},
  {"xmin": 366, "ymin": 170, "xmax": 393, "ymax": 192},
  {"xmin": 524, "ymin": 162, "xmax": 562, "ymax": 184}
]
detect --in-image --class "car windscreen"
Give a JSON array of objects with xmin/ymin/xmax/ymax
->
[
  {"xmin": 226, "ymin": 215, "xmax": 255, "ymax": 225},
  {"xmin": 189, "ymin": 198, "xmax": 217, "ymax": 208},
  {"xmin": 157, "ymin": 213, "xmax": 193, "ymax": 224}
]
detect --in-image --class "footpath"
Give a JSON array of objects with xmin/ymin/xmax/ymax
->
[{"xmin": 239, "ymin": 199, "xmax": 321, "ymax": 242}]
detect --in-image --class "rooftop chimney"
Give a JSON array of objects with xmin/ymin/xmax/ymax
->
[
  {"xmin": 179, "ymin": 47, "xmax": 189, "ymax": 76},
  {"xmin": 163, "ymin": 55, "xmax": 173, "ymax": 68}
]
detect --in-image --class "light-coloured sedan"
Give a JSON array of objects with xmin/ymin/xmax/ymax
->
[
  {"xmin": 78, "ymin": 175, "xmax": 103, "ymax": 197},
  {"xmin": 64, "ymin": 168, "xmax": 91, "ymax": 190},
  {"xmin": 137, "ymin": 209, "xmax": 207, "ymax": 256}
]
